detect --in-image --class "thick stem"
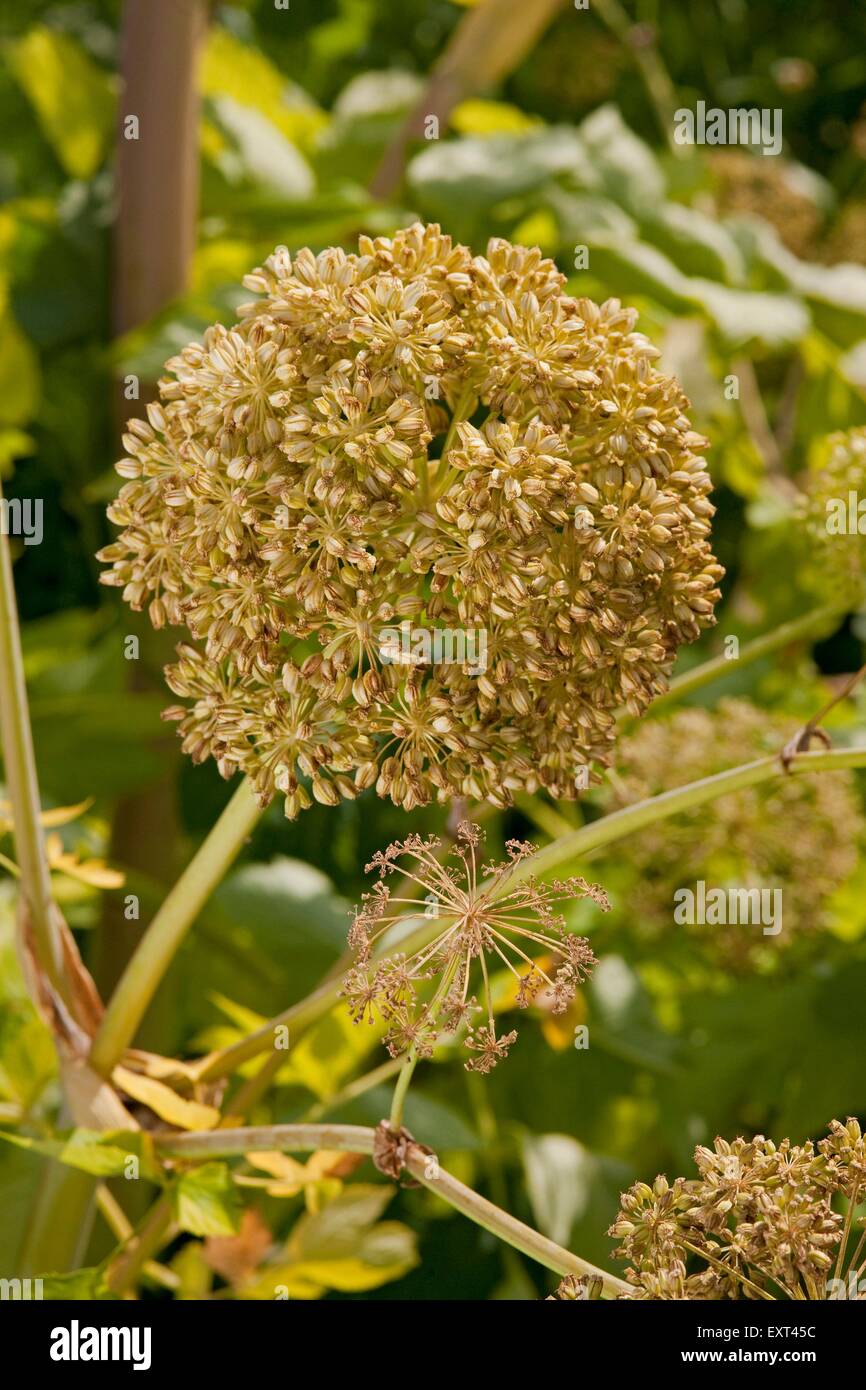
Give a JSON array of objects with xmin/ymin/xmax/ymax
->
[
  {"xmin": 105, "ymin": 1191, "xmax": 174, "ymax": 1297},
  {"xmin": 509, "ymin": 747, "xmax": 866, "ymax": 888},
  {"xmin": 0, "ymin": 480, "xmax": 65, "ymax": 995},
  {"xmin": 89, "ymin": 777, "xmax": 262, "ymax": 1076},
  {"xmin": 154, "ymin": 1122, "xmax": 630, "ymax": 1296}
]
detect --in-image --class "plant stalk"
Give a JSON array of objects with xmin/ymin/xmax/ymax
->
[
  {"xmin": 0, "ymin": 479, "xmax": 66, "ymax": 995},
  {"xmin": 89, "ymin": 777, "xmax": 262, "ymax": 1077}
]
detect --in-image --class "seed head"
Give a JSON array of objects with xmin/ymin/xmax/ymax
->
[
  {"xmin": 100, "ymin": 223, "xmax": 722, "ymax": 817},
  {"xmin": 603, "ymin": 698, "xmax": 861, "ymax": 969},
  {"xmin": 610, "ymin": 1118, "xmax": 866, "ymax": 1299},
  {"xmin": 342, "ymin": 821, "xmax": 607, "ymax": 1070},
  {"xmin": 799, "ymin": 425, "xmax": 866, "ymax": 605}
]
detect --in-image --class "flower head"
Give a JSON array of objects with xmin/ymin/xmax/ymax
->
[
  {"xmin": 602, "ymin": 698, "xmax": 861, "ymax": 969},
  {"xmin": 342, "ymin": 821, "xmax": 607, "ymax": 1070},
  {"xmin": 100, "ymin": 223, "xmax": 722, "ymax": 817},
  {"xmin": 610, "ymin": 1118, "xmax": 866, "ymax": 1300},
  {"xmin": 799, "ymin": 425, "xmax": 866, "ymax": 605}
]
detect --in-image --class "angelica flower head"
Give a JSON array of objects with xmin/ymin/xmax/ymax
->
[
  {"xmin": 342, "ymin": 821, "xmax": 607, "ymax": 1071},
  {"xmin": 799, "ymin": 425, "xmax": 866, "ymax": 605},
  {"xmin": 610, "ymin": 1118, "xmax": 866, "ymax": 1300},
  {"xmin": 603, "ymin": 698, "xmax": 861, "ymax": 969},
  {"xmin": 100, "ymin": 223, "xmax": 722, "ymax": 818}
]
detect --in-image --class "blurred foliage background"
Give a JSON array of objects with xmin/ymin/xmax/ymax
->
[{"xmin": 2, "ymin": 0, "xmax": 866, "ymax": 1299}]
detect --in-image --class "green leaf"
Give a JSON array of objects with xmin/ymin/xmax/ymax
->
[
  {"xmin": 522, "ymin": 1133, "xmax": 593, "ymax": 1246},
  {"xmin": 7, "ymin": 27, "xmax": 116, "ymax": 179},
  {"xmin": 206, "ymin": 97, "xmax": 316, "ymax": 201},
  {"xmin": 641, "ymin": 203, "xmax": 747, "ymax": 284},
  {"xmin": 0, "ymin": 1127, "xmax": 161, "ymax": 1180},
  {"xmin": 240, "ymin": 1185, "xmax": 417, "ymax": 1299},
  {"xmin": 408, "ymin": 128, "xmax": 594, "ymax": 220},
  {"xmin": 37, "ymin": 1268, "xmax": 117, "ymax": 1300},
  {"xmin": 577, "ymin": 104, "xmax": 666, "ymax": 213},
  {"xmin": 0, "ymin": 312, "xmax": 40, "ymax": 426},
  {"xmin": 687, "ymin": 279, "xmax": 810, "ymax": 350},
  {"xmin": 173, "ymin": 1162, "xmax": 240, "ymax": 1237}
]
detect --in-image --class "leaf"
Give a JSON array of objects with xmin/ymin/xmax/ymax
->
[
  {"xmin": 0, "ymin": 311, "xmax": 40, "ymax": 426},
  {"xmin": 173, "ymin": 1162, "xmax": 240, "ymax": 1237},
  {"xmin": 206, "ymin": 96, "xmax": 316, "ymax": 201},
  {"xmin": 0, "ymin": 1004, "xmax": 56, "ymax": 1110},
  {"xmin": 333, "ymin": 70, "xmax": 422, "ymax": 120},
  {"xmin": 240, "ymin": 1185, "xmax": 418, "ymax": 1299},
  {"xmin": 112, "ymin": 1066, "xmax": 220, "ymax": 1131},
  {"xmin": 522, "ymin": 1133, "xmax": 594, "ymax": 1247},
  {"xmin": 44, "ymin": 834, "xmax": 124, "ymax": 891},
  {"xmin": 279, "ymin": 1004, "xmax": 384, "ymax": 1101},
  {"xmin": 577, "ymin": 104, "xmax": 666, "ymax": 213},
  {"xmin": 37, "ymin": 1268, "xmax": 117, "ymax": 1300},
  {"xmin": 203, "ymin": 1207, "xmax": 273, "ymax": 1286},
  {"xmin": 0, "ymin": 1126, "xmax": 160, "ymax": 1180},
  {"xmin": 245, "ymin": 1149, "xmax": 363, "ymax": 1201},
  {"xmin": 7, "ymin": 27, "xmax": 116, "ymax": 179},
  {"xmin": 201, "ymin": 26, "xmax": 325, "ymax": 153},
  {"xmin": 450, "ymin": 98, "xmax": 543, "ymax": 136},
  {"xmin": 641, "ymin": 203, "xmax": 747, "ymax": 284},
  {"xmin": 687, "ymin": 279, "xmax": 810, "ymax": 350},
  {"xmin": 408, "ymin": 128, "xmax": 595, "ymax": 222}
]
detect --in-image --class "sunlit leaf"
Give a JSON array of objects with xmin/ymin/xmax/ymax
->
[
  {"xmin": 7, "ymin": 27, "xmax": 116, "ymax": 179},
  {"xmin": 173, "ymin": 1162, "xmax": 240, "ymax": 1237}
]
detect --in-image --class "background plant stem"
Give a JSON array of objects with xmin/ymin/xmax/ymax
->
[{"xmin": 634, "ymin": 602, "xmax": 845, "ymax": 718}]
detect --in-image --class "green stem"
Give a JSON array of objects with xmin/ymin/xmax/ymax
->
[
  {"xmin": 154, "ymin": 1122, "xmax": 630, "ymax": 1297},
  {"xmin": 505, "ymin": 746, "xmax": 866, "ymax": 888},
  {"xmin": 638, "ymin": 603, "xmax": 844, "ymax": 719},
  {"xmin": 389, "ymin": 1049, "xmax": 419, "ymax": 1130},
  {"xmin": 89, "ymin": 777, "xmax": 262, "ymax": 1076},
  {"xmin": 106, "ymin": 1191, "xmax": 174, "ymax": 1297},
  {"xmin": 593, "ymin": 0, "xmax": 681, "ymax": 154},
  {"xmin": 0, "ymin": 479, "xmax": 66, "ymax": 995}
]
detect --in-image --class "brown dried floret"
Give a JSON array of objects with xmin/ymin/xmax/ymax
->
[{"xmin": 341, "ymin": 821, "xmax": 606, "ymax": 1071}]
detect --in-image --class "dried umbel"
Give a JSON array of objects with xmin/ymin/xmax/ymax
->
[
  {"xmin": 799, "ymin": 425, "xmax": 866, "ymax": 605},
  {"xmin": 610, "ymin": 1117, "xmax": 866, "ymax": 1300},
  {"xmin": 342, "ymin": 822, "xmax": 607, "ymax": 1071},
  {"xmin": 603, "ymin": 699, "xmax": 860, "ymax": 968},
  {"xmin": 99, "ymin": 223, "xmax": 722, "ymax": 817}
]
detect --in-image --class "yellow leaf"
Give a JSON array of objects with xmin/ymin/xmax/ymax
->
[
  {"xmin": 38, "ymin": 798, "xmax": 93, "ymax": 828},
  {"xmin": 113, "ymin": 1066, "xmax": 219, "ymax": 1131},
  {"xmin": 45, "ymin": 838, "xmax": 125, "ymax": 890},
  {"xmin": 450, "ymin": 98, "xmax": 543, "ymax": 136},
  {"xmin": 201, "ymin": 27, "xmax": 326, "ymax": 154},
  {"xmin": 7, "ymin": 27, "xmax": 116, "ymax": 179},
  {"xmin": 0, "ymin": 312, "xmax": 40, "ymax": 427},
  {"xmin": 281, "ymin": 1003, "xmax": 384, "ymax": 1100}
]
